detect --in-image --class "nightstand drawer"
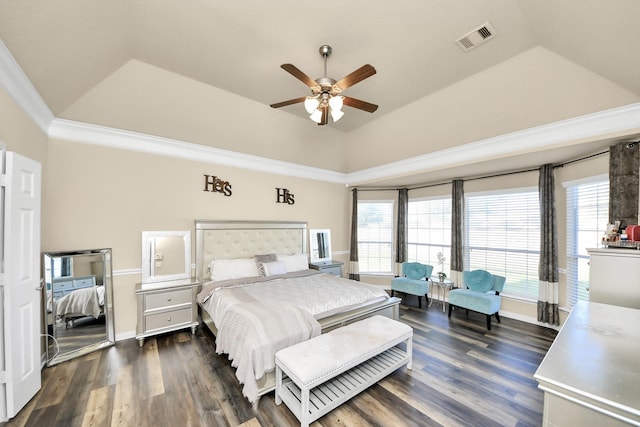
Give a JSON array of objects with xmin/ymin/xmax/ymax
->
[
  {"xmin": 135, "ymin": 280, "xmax": 200, "ymax": 347},
  {"xmin": 144, "ymin": 288, "xmax": 192, "ymax": 310},
  {"xmin": 321, "ymin": 266, "xmax": 342, "ymax": 276},
  {"xmin": 145, "ymin": 307, "xmax": 192, "ymax": 332}
]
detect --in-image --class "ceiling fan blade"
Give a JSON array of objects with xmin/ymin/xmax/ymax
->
[
  {"xmin": 281, "ymin": 64, "xmax": 319, "ymax": 89},
  {"xmin": 343, "ymin": 96, "xmax": 378, "ymax": 113},
  {"xmin": 332, "ymin": 64, "xmax": 376, "ymax": 92},
  {"xmin": 270, "ymin": 97, "xmax": 306, "ymax": 109}
]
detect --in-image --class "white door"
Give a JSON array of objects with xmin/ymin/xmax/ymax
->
[{"xmin": 1, "ymin": 152, "xmax": 42, "ymax": 419}]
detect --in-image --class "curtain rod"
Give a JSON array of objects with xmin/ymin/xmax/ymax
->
[{"xmin": 352, "ymin": 150, "xmax": 610, "ymax": 192}]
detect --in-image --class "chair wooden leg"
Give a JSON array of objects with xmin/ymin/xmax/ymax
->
[
  {"xmin": 448, "ymin": 303, "xmax": 453, "ymax": 318},
  {"xmin": 495, "ymin": 312, "xmax": 501, "ymax": 323},
  {"xmin": 391, "ymin": 290, "xmax": 394, "ymax": 297},
  {"xmin": 486, "ymin": 315, "xmax": 492, "ymax": 330},
  {"xmin": 418, "ymin": 296, "xmax": 422, "ymax": 308}
]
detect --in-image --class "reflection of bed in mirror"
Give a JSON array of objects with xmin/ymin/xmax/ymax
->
[
  {"xmin": 43, "ymin": 249, "xmax": 115, "ymax": 365},
  {"xmin": 48, "ymin": 276, "xmax": 105, "ymax": 326},
  {"xmin": 194, "ymin": 220, "xmax": 401, "ymax": 408}
]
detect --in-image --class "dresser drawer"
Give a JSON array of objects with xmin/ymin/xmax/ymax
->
[
  {"xmin": 74, "ymin": 277, "xmax": 95, "ymax": 289},
  {"xmin": 144, "ymin": 288, "xmax": 192, "ymax": 310},
  {"xmin": 55, "ymin": 280, "xmax": 74, "ymax": 291},
  {"xmin": 145, "ymin": 307, "xmax": 192, "ymax": 332}
]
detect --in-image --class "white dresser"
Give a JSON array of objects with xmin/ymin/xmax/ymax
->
[
  {"xmin": 51, "ymin": 275, "xmax": 96, "ymax": 298},
  {"xmin": 534, "ymin": 301, "xmax": 640, "ymax": 426},
  {"xmin": 135, "ymin": 279, "xmax": 200, "ymax": 347},
  {"xmin": 587, "ymin": 247, "xmax": 640, "ymax": 309}
]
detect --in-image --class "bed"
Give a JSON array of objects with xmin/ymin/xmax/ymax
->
[
  {"xmin": 194, "ymin": 220, "xmax": 401, "ymax": 407},
  {"xmin": 47, "ymin": 285, "xmax": 106, "ymax": 327}
]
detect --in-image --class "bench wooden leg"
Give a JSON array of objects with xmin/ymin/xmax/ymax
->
[
  {"xmin": 495, "ymin": 312, "xmax": 501, "ymax": 323},
  {"xmin": 275, "ymin": 366, "xmax": 282, "ymax": 405},
  {"xmin": 486, "ymin": 314, "xmax": 492, "ymax": 330},
  {"xmin": 301, "ymin": 389, "xmax": 310, "ymax": 427},
  {"xmin": 448, "ymin": 303, "xmax": 453, "ymax": 318},
  {"xmin": 418, "ymin": 296, "xmax": 422, "ymax": 308}
]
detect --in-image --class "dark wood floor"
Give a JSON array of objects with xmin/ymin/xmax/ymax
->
[{"xmin": 5, "ymin": 303, "xmax": 557, "ymax": 427}]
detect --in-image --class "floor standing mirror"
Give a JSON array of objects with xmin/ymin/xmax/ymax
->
[{"xmin": 43, "ymin": 248, "xmax": 115, "ymax": 366}]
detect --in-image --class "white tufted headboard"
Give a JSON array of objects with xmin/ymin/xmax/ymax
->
[{"xmin": 194, "ymin": 220, "xmax": 307, "ymax": 282}]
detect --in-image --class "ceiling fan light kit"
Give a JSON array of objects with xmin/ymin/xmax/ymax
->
[{"xmin": 270, "ymin": 45, "xmax": 378, "ymax": 126}]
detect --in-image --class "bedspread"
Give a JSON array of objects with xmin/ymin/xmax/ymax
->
[
  {"xmin": 54, "ymin": 286, "xmax": 103, "ymax": 319},
  {"xmin": 198, "ymin": 270, "xmax": 389, "ymax": 402},
  {"xmin": 216, "ymin": 302, "xmax": 320, "ymax": 402}
]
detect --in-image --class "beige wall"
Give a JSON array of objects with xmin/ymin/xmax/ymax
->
[
  {"xmin": 43, "ymin": 139, "xmax": 348, "ymax": 338},
  {"xmin": 0, "ymin": 87, "xmax": 48, "ymax": 162}
]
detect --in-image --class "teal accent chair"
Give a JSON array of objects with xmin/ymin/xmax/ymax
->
[
  {"xmin": 390, "ymin": 262, "xmax": 434, "ymax": 308},
  {"xmin": 448, "ymin": 269, "xmax": 506, "ymax": 330}
]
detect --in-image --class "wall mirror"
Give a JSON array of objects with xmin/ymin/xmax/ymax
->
[
  {"xmin": 309, "ymin": 229, "xmax": 332, "ymax": 263},
  {"xmin": 141, "ymin": 230, "xmax": 191, "ymax": 284},
  {"xmin": 43, "ymin": 248, "xmax": 115, "ymax": 366}
]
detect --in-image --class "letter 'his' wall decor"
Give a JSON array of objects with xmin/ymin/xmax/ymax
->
[{"xmin": 276, "ymin": 188, "xmax": 295, "ymax": 205}]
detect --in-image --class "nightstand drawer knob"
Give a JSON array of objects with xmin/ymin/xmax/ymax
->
[
  {"xmin": 167, "ymin": 297, "xmax": 172, "ymax": 301},
  {"xmin": 167, "ymin": 317, "xmax": 171, "ymax": 322}
]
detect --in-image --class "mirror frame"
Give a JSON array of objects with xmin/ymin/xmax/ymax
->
[
  {"xmin": 43, "ymin": 248, "xmax": 115, "ymax": 366},
  {"xmin": 309, "ymin": 229, "xmax": 332, "ymax": 263},
  {"xmin": 141, "ymin": 230, "xmax": 191, "ymax": 284}
]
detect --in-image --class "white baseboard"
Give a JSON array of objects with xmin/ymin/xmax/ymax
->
[
  {"xmin": 115, "ymin": 330, "xmax": 136, "ymax": 342},
  {"xmin": 499, "ymin": 310, "xmax": 560, "ymax": 331}
]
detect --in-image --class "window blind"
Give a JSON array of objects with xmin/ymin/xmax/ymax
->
[
  {"xmin": 357, "ymin": 200, "xmax": 394, "ymax": 273},
  {"xmin": 565, "ymin": 179, "xmax": 609, "ymax": 308},
  {"xmin": 465, "ymin": 190, "xmax": 540, "ymax": 299},
  {"xmin": 407, "ymin": 198, "xmax": 452, "ymax": 274}
]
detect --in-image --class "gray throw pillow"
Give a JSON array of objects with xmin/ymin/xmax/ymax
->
[{"xmin": 255, "ymin": 253, "xmax": 277, "ymax": 276}]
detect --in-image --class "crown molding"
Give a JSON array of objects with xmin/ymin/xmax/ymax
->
[
  {"xmin": 347, "ymin": 102, "xmax": 640, "ymax": 185},
  {"xmin": 0, "ymin": 39, "xmax": 54, "ymax": 133},
  {"xmin": 48, "ymin": 118, "xmax": 348, "ymax": 183},
  {"xmin": 2, "ymin": 37, "xmax": 638, "ymax": 186}
]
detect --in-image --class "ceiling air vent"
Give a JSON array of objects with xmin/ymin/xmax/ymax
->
[{"xmin": 455, "ymin": 22, "xmax": 496, "ymax": 52}]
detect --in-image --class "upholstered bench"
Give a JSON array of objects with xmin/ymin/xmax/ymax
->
[{"xmin": 274, "ymin": 315, "xmax": 413, "ymax": 427}]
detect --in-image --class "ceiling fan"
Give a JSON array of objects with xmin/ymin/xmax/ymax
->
[{"xmin": 270, "ymin": 45, "xmax": 378, "ymax": 126}]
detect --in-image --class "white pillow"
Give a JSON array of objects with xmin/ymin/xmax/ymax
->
[
  {"xmin": 263, "ymin": 261, "xmax": 287, "ymax": 277},
  {"xmin": 209, "ymin": 258, "xmax": 260, "ymax": 281},
  {"xmin": 277, "ymin": 254, "xmax": 309, "ymax": 273}
]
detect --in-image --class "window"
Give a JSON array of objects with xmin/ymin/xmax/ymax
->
[
  {"xmin": 466, "ymin": 189, "xmax": 540, "ymax": 299},
  {"xmin": 407, "ymin": 198, "xmax": 452, "ymax": 275},
  {"xmin": 357, "ymin": 200, "xmax": 394, "ymax": 273},
  {"xmin": 565, "ymin": 178, "xmax": 609, "ymax": 308}
]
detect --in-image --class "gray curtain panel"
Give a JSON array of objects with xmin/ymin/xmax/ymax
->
[
  {"xmin": 395, "ymin": 188, "xmax": 408, "ymax": 275},
  {"xmin": 609, "ymin": 141, "xmax": 639, "ymax": 228},
  {"xmin": 349, "ymin": 188, "xmax": 360, "ymax": 281},
  {"xmin": 538, "ymin": 164, "xmax": 559, "ymax": 325},
  {"xmin": 451, "ymin": 180, "xmax": 464, "ymax": 275}
]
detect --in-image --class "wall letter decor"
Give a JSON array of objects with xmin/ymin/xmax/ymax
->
[
  {"xmin": 203, "ymin": 174, "xmax": 232, "ymax": 196},
  {"xmin": 276, "ymin": 188, "xmax": 295, "ymax": 205}
]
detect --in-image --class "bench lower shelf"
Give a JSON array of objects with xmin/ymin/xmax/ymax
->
[{"xmin": 278, "ymin": 346, "xmax": 410, "ymax": 425}]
